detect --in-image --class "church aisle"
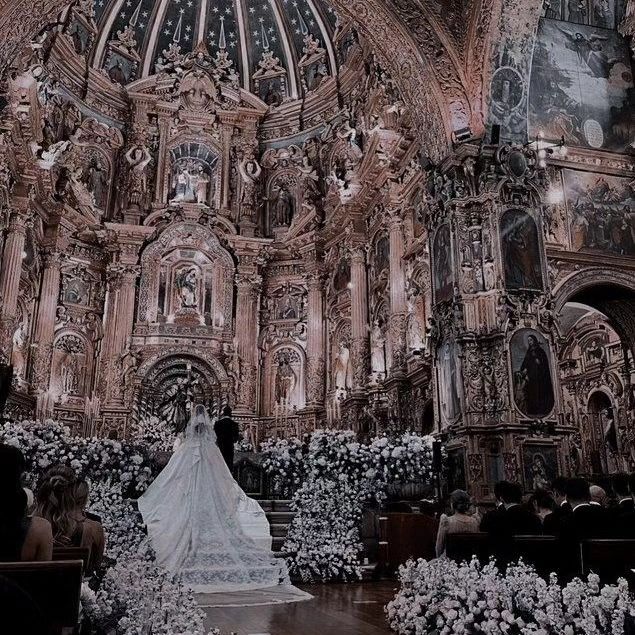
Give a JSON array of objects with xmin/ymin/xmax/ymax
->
[{"xmin": 203, "ymin": 582, "xmax": 397, "ymax": 635}]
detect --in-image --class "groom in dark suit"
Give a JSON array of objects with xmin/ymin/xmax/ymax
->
[{"xmin": 214, "ymin": 406, "xmax": 240, "ymax": 470}]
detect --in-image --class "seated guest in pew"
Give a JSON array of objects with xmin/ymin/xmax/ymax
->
[
  {"xmin": 0, "ymin": 445, "xmax": 53, "ymax": 563},
  {"xmin": 435, "ymin": 490, "xmax": 481, "ymax": 557},
  {"xmin": 529, "ymin": 489, "xmax": 555, "ymax": 526},
  {"xmin": 589, "ymin": 484, "xmax": 608, "ymax": 508},
  {"xmin": 479, "ymin": 481, "xmax": 507, "ymax": 533},
  {"xmin": 612, "ymin": 473, "xmax": 634, "ymax": 513},
  {"xmin": 543, "ymin": 477, "xmax": 572, "ymax": 536},
  {"xmin": 36, "ymin": 467, "xmax": 105, "ymax": 574}
]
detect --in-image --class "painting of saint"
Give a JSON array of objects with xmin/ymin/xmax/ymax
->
[
  {"xmin": 63, "ymin": 277, "xmax": 90, "ymax": 306},
  {"xmin": 522, "ymin": 445, "xmax": 558, "ymax": 491},
  {"xmin": 510, "ymin": 329, "xmax": 555, "ymax": 418},
  {"xmin": 432, "ymin": 225, "xmax": 453, "ymax": 303},
  {"xmin": 175, "ymin": 267, "xmax": 198, "ymax": 309},
  {"xmin": 500, "ymin": 210, "xmax": 543, "ymax": 290},
  {"xmin": 564, "ymin": 170, "xmax": 635, "ymax": 256},
  {"xmin": 529, "ymin": 19, "xmax": 635, "ymax": 152},
  {"xmin": 437, "ymin": 339, "xmax": 461, "ymax": 424}
]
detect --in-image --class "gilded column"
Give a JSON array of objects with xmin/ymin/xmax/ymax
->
[
  {"xmin": 349, "ymin": 244, "xmax": 370, "ymax": 391},
  {"xmin": 30, "ymin": 248, "xmax": 63, "ymax": 391},
  {"xmin": 0, "ymin": 206, "xmax": 29, "ymax": 357},
  {"xmin": 387, "ymin": 208, "xmax": 408, "ymax": 371},
  {"xmin": 234, "ymin": 269, "xmax": 261, "ymax": 412}
]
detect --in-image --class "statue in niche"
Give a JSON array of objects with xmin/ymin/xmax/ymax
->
[
  {"xmin": 82, "ymin": 158, "xmax": 108, "ymax": 209},
  {"xmin": 438, "ymin": 339, "xmax": 461, "ymax": 422},
  {"xmin": 11, "ymin": 323, "xmax": 27, "ymax": 381},
  {"xmin": 60, "ymin": 354, "xmax": 79, "ymax": 394},
  {"xmin": 195, "ymin": 166, "xmax": 210, "ymax": 205},
  {"xmin": 175, "ymin": 266, "xmax": 198, "ymax": 309},
  {"xmin": 238, "ymin": 154, "xmax": 262, "ymax": 214},
  {"xmin": 334, "ymin": 341, "xmax": 352, "ymax": 391},
  {"xmin": 406, "ymin": 301, "xmax": 425, "ymax": 351},
  {"xmin": 82, "ymin": 312, "xmax": 104, "ymax": 346},
  {"xmin": 272, "ymin": 185, "xmax": 294, "ymax": 227},
  {"xmin": 370, "ymin": 321, "xmax": 386, "ymax": 378},
  {"xmin": 274, "ymin": 352, "xmax": 297, "ymax": 405},
  {"xmin": 125, "ymin": 144, "xmax": 152, "ymax": 208}
]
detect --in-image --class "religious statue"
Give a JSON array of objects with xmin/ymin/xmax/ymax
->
[
  {"xmin": 334, "ymin": 341, "xmax": 352, "ymax": 391},
  {"xmin": 175, "ymin": 266, "xmax": 198, "ymax": 309},
  {"xmin": 406, "ymin": 306, "xmax": 425, "ymax": 351},
  {"xmin": 370, "ymin": 320, "xmax": 386, "ymax": 378},
  {"xmin": 272, "ymin": 186, "xmax": 294, "ymax": 227},
  {"xmin": 238, "ymin": 154, "xmax": 262, "ymax": 214},
  {"xmin": 274, "ymin": 353, "xmax": 297, "ymax": 405},
  {"xmin": 84, "ymin": 159, "xmax": 108, "ymax": 209},
  {"xmin": 10, "ymin": 323, "xmax": 26, "ymax": 381},
  {"xmin": 195, "ymin": 165, "xmax": 210, "ymax": 205},
  {"xmin": 83, "ymin": 312, "xmax": 104, "ymax": 347},
  {"xmin": 124, "ymin": 144, "xmax": 152, "ymax": 209},
  {"xmin": 60, "ymin": 352, "xmax": 79, "ymax": 394},
  {"xmin": 178, "ymin": 69, "xmax": 218, "ymax": 110}
]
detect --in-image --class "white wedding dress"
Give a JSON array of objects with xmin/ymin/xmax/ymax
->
[{"xmin": 138, "ymin": 406, "xmax": 302, "ymax": 595}]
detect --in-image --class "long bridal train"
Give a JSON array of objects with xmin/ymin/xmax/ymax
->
[{"xmin": 138, "ymin": 405, "xmax": 310, "ymax": 598}]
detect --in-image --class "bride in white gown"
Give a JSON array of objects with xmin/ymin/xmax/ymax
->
[{"xmin": 138, "ymin": 404, "xmax": 303, "ymax": 595}]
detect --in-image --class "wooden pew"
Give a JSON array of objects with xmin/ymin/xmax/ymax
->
[
  {"xmin": 511, "ymin": 535, "xmax": 558, "ymax": 577},
  {"xmin": 445, "ymin": 532, "xmax": 489, "ymax": 564},
  {"xmin": 0, "ymin": 559, "xmax": 83, "ymax": 635},
  {"xmin": 52, "ymin": 547, "xmax": 91, "ymax": 574},
  {"xmin": 581, "ymin": 539, "xmax": 635, "ymax": 584},
  {"xmin": 378, "ymin": 513, "xmax": 438, "ymax": 572}
]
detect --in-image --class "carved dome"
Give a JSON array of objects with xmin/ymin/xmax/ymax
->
[{"xmin": 82, "ymin": 0, "xmax": 338, "ymax": 100}]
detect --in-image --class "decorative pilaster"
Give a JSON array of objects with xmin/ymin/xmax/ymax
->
[
  {"xmin": 234, "ymin": 269, "xmax": 262, "ymax": 412},
  {"xmin": 0, "ymin": 205, "xmax": 29, "ymax": 359},
  {"xmin": 348, "ymin": 243, "xmax": 370, "ymax": 392},
  {"xmin": 387, "ymin": 207, "xmax": 407, "ymax": 372},
  {"xmin": 305, "ymin": 265, "xmax": 326, "ymax": 405},
  {"xmin": 30, "ymin": 248, "xmax": 63, "ymax": 391}
]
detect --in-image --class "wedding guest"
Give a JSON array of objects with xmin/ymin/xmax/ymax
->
[
  {"xmin": 499, "ymin": 482, "xmax": 542, "ymax": 536},
  {"xmin": 529, "ymin": 488, "xmax": 556, "ymax": 524},
  {"xmin": 610, "ymin": 473, "xmax": 635, "ymax": 538},
  {"xmin": 35, "ymin": 468, "xmax": 104, "ymax": 573},
  {"xmin": 559, "ymin": 477, "xmax": 606, "ymax": 575},
  {"xmin": 543, "ymin": 476, "xmax": 571, "ymax": 536},
  {"xmin": 214, "ymin": 405, "xmax": 240, "ymax": 470},
  {"xmin": 479, "ymin": 480, "xmax": 507, "ymax": 533},
  {"xmin": 435, "ymin": 489, "xmax": 480, "ymax": 557},
  {"xmin": 0, "ymin": 444, "xmax": 52, "ymax": 562},
  {"xmin": 589, "ymin": 484, "xmax": 608, "ymax": 507}
]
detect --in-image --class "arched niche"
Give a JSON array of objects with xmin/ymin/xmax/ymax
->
[
  {"xmin": 261, "ymin": 344, "xmax": 306, "ymax": 417},
  {"xmin": 50, "ymin": 329, "xmax": 94, "ymax": 399},
  {"xmin": 137, "ymin": 222, "xmax": 234, "ymax": 329},
  {"xmin": 265, "ymin": 169, "xmax": 300, "ymax": 237},
  {"xmin": 164, "ymin": 137, "xmax": 221, "ymax": 207}
]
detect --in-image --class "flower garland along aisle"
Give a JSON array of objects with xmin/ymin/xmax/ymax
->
[
  {"xmin": 386, "ymin": 557, "xmax": 635, "ymax": 635},
  {"xmin": 0, "ymin": 419, "xmax": 220, "ymax": 635},
  {"xmin": 277, "ymin": 430, "xmax": 434, "ymax": 582}
]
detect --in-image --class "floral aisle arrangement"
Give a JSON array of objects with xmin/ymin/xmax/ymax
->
[
  {"xmin": 260, "ymin": 436, "xmax": 306, "ymax": 497},
  {"xmin": 129, "ymin": 414, "xmax": 177, "ymax": 454},
  {"xmin": 386, "ymin": 557, "xmax": 635, "ymax": 635},
  {"xmin": 0, "ymin": 419, "xmax": 220, "ymax": 635},
  {"xmin": 281, "ymin": 429, "xmax": 434, "ymax": 582}
]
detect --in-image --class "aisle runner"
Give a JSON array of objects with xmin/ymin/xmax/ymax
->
[{"xmin": 196, "ymin": 585, "xmax": 313, "ymax": 608}]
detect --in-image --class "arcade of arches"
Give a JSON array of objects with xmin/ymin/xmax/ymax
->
[{"xmin": 0, "ymin": 0, "xmax": 634, "ymax": 497}]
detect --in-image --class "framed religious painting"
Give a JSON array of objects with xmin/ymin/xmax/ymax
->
[
  {"xmin": 432, "ymin": 224, "xmax": 454, "ymax": 304},
  {"xmin": 510, "ymin": 329, "xmax": 556, "ymax": 418},
  {"xmin": 521, "ymin": 443, "xmax": 559, "ymax": 492},
  {"xmin": 436, "ymin": 338, "xmax": 462, "ymax": 426},
  {"xmin": 500, "ymin": 209, "xmax": 544, "ymax": 291},
  {"xmin": 447, "ymin": 447, "xmax": 467, "ymax": 491}
]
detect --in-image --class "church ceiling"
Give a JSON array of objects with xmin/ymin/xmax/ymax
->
[{"xmin": 91, "ymin": 0, "xmax": 338, "ymax": 97}]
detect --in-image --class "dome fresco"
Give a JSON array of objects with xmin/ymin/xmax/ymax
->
[{"xmin": 91, "ymin": 0, "xmax": 338, "ymax": 97}]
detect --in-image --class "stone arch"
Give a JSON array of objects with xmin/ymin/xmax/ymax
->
[
  {"xmin": 136, "ymin": 347, "xmax": 230, "ymax": 384},
  {"xmin": 553, "ymin": 268, "xmax": 635, "ymax": 357}
]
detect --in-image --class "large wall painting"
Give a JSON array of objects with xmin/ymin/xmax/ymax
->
[
  {"xmin": 564, "ymin": 170, "xmax": 635, "ymax": 255},
  {"xmin": 529, "ymin": 18, "xmax": 635, "ymax": 152},
  {"xmin": 500, "ymin": 209, "xmax": 544, "ymax": 290},
  {"xmin": 510, "ymin": 329, "xmax": 556, "ymax": 418}
]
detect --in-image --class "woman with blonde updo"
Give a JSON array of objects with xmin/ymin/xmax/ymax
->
[{"xmin": 35, "ymin": 465, "xmax": 104, "ymax": 573}]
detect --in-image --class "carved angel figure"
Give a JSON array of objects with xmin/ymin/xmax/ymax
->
[
  {"xmin": 125, "ymin": 144, "xmax": 152, "ymax": 207},
  {"xmin": 178, "ymin": 70, "xmax": 218, "ymax": 109},
  {"xmin": 238, "ymin": 155, "xmax": 262, "ymax": 206}
]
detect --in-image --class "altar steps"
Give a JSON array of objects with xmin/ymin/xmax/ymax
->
[{"xmin": 258, "ymin": 500, "xmax": 294, "ymax": 551}]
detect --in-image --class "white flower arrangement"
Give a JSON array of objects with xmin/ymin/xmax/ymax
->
[
  {"xmin": 386, "ymin": 557, "xmax": 635, "ymax": 635},
  {"xmin": 2, "ymin": 418, "xmax": 221, "ymax": 635},
  {"xmin": 129, "ymin": 414, "xmax": 176, "ymax": 454},
  {"xmin": 260, "ymin": 436, "xmax": 306, "ymax": 497},
  {"xmin": 280, "ymin": 430, "xmax": 434, "ymax": 582}
]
